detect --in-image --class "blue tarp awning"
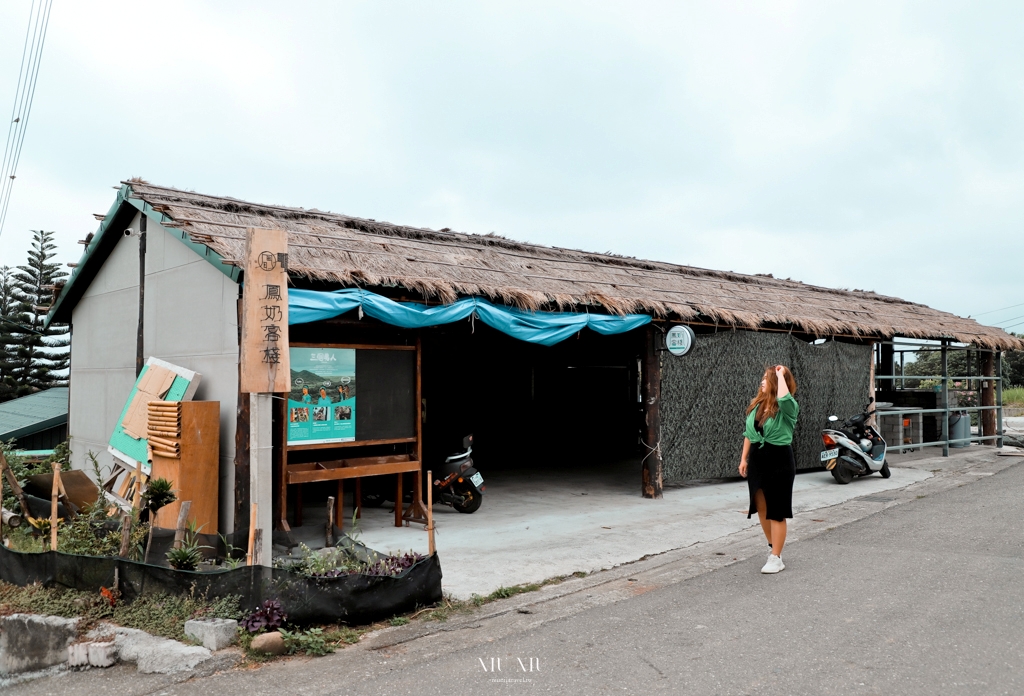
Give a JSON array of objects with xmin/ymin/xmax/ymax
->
[{"xmin": 288, "ymin": 288, "xmax": 650, "ymax": 346}]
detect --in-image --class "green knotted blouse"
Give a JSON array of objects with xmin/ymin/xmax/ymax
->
[{"xmin": 744, "ymin": 393, "xmax": 799, "ymax": 446}]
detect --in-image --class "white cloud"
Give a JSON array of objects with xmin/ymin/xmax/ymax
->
[{"xmin": 0, "ymin": 0, "xmax": 1021, "ymax": 327}]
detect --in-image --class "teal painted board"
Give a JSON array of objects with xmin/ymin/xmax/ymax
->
[{"xmin": 107, "ymin": 358, "xmax": 201, "ymax": 472}]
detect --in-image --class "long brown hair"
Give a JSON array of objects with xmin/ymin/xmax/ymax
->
[{"xmin": 746, "ymin": 365, "xmax": 797, "ymax": 426}]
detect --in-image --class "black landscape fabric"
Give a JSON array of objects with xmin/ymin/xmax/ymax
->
[
  {"xmin": 660, "ymin": 332, "xmax": 871, "ymax": 481},
  {"xmin": 0, "ymin": 544, "xmax": 442, "ymax": 626}
]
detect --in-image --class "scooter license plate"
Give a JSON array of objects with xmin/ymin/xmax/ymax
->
[
  {"xmin": 469, "ymin": 472, "xmax": 484, "ymax": 488},
  {"xmin": 820, "ymin": 448, "xmax": 839, "ymax": 461}
]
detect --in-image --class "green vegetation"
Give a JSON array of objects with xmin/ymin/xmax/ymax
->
[
  {"xmin": 0, "ymin": 581, "xmax": 242, "ymax": 641},
  {"xmin": 0, "ymin": 229, "xmax": 70, "ymax": 402},
  {"xmin": 1003, "ymin": 387, "xmax": 1024, "ymax": 406}
]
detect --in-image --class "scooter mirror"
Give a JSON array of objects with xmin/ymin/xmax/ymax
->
[{"xmin": 828, "ymin": 415, "xmax": 839, "ymax": 422}]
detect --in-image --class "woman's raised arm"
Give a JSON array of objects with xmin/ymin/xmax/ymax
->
[{"xmin": 775, "ymin": 365, "xmax": 790, "ymax": 399}]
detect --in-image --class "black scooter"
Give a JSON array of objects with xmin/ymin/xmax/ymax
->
[{"xmin": 433, "ymin": 434, "xmax": 485, "ymax": 513}]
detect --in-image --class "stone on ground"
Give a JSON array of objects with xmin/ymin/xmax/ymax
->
[
  {"xmin": 250, "ymin": 631, "xmax": 287, "ymax": 656},
  {"xmin": 184, "ymin": 618, "xmax": 238, "ymax": 651},
  {"xmin": 0, "ymin": 614, "xmax": 79, "ymax": 674}
]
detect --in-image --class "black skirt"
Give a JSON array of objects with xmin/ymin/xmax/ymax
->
[{"xmin": 747, "ymin": 442, "xmax": 796, "ymax": 522}]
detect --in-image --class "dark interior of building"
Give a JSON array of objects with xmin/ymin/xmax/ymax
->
[{"xmin": 280, "ymin": 314, "xmax": 646, "ymax": 523}]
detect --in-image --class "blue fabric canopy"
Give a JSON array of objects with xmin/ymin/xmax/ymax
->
[{"xmin": 288, "ymin": 288, "xmax": 650, "ymax": 347}]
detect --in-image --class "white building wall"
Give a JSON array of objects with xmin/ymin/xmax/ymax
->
[{"xmin": 68, "ymin": 211, "xmax": 240, "ymax": 532}]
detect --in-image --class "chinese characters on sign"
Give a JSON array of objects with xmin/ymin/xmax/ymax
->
[{"xmin": 240, "ymin": 228, "xmax": 291, "ymax": 393}]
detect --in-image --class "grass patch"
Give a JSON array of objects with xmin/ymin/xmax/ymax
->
[
  {"xmin": 0, "ymin": 580, "xmax": 242, "ymax": 641},
  {"xmin": 421, "ymin": 572, "xmax": 589, "ymax": 622},
  {"xmin": 1003, "ymin": 387, "xmax": 1024, "ymax": 406}
]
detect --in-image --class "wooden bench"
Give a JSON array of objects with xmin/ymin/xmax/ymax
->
[{"xmin": 285, "ymin": 454, "xmax": 426, "ymax": 528}]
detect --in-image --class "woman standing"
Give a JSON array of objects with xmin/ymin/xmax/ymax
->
[{"xmin": 738, "ymin": 365, "xmax": 799, "ymax": 574}]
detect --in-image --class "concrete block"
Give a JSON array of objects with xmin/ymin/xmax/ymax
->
[
  {"xmin": 0, "ymin": 614, "xmax": 79, "ymax": 674},
  {"xmin": 88, "ymin": 641, "xmax": 117, "ymax": 668},
  {"xmin": 184, "ymin": 618, "xmax": 238, "ymax": 651},
  {"xmin": 110, "ymin": 626, "xmax": 211, "ymax": 674},
  {"xmin": 67, "ymin": 642, "xmax": 90, "ymax": 667}
]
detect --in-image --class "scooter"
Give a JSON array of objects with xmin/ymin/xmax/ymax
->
[
  {"xmin": 432, "ymin": 434, "xmax": 485, "ymax": 513},
  {"xmin": 820, "ymin": 397, "xmax": 891, "ymax": 484}
]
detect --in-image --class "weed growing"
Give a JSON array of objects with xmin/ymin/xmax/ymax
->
[{"xmin": 0, "ymin": 580, "xmax": 241, "ymax": 641}]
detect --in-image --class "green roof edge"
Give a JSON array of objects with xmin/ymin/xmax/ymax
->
[{"xmin": 45, "ymin": 183, "xmax": 241, "ymax": 328}]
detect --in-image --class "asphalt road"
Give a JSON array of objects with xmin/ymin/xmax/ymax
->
[
  {"xmin": 16, "ymin": 456, "xmax": 1024, "ymax": 695},
  {"xmin": 338, "ymin": 460, "xmax": 1024, "ymax": 695}
]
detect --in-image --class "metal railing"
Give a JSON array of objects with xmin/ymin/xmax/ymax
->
[{"xmin": 873, "ymin": 340, "xmax": 1005, "ymax": 456}]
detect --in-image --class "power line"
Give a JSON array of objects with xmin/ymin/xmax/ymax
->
[
  {"xmin": 969, "ymin": 301, "xmax": 1024, "ymax": 319},
  {"xmin": 0, "ymin": 0, "xmax": 53, "ymax": 240},
  {"xmin": 995, "ymin": 313, "xmax": 1024, "ymax": 327}
]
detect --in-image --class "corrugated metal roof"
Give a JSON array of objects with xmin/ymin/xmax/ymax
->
[{"xmin": 0, "ymin": 388, "xmax": 69, "ymax": 442}]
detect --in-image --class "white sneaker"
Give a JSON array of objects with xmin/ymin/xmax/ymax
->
[{"xmin": 761, "ymin": 554, "xmax": 785, "ymax": 574}]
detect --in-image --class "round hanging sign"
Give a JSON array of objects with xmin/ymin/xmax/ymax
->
[{"xmin": 666, "ymin": 325, "xmax": 696, "ymax": 356}]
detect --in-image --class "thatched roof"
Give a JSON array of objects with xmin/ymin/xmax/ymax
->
[{"xmin": 120, "ymin": 180, "xmax": 1020, "ymax": 349}]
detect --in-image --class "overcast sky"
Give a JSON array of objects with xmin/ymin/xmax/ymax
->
[{"xmin": 1, "ymin": 1, "xmax": 1022, "ymax": 331}]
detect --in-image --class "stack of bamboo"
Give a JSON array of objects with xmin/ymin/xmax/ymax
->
[{"xmin": 147, "ymin": 401, "xmax": 181, "ymax": 459}]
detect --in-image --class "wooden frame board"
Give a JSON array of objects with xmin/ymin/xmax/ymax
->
[{"xmin": 277, "ymin": 339, "xmax": 427, "ymax": 530}]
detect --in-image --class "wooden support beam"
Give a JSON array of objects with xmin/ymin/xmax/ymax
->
[{"xmin": 641, "ymin": 325, "xmax": 663, "ymax": 499}]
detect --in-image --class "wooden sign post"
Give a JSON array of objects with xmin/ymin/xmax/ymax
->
[
  {"xmin": 240, "ymin": 228, "xmax": 290, "ymax": 393},
  {"xmin": 241, "ymin": 228, "xmax": 290, "ymax": 567}
]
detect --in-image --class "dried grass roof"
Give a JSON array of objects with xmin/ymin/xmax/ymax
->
[{"xmin": 125, "ymin": 180, "xmax": 1022, "ymax": 350}]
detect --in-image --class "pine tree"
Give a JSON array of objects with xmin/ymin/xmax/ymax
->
[
  {"xmin": 8, "ymin": 230, "xmax": 69, "ymax": 395},
  {"xmin": 0, "ymin": 266, "xmax": 22, "ymax": 401}
]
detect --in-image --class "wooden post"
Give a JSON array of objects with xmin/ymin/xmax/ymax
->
[
  {"xmin": 426, "ymin": 470, "xmax": 435, "ymax": 556},
  {"xmin": 641, "ymin": 325, "xmax": 663, "ymax": 499},
  {"xmin": 336, "ymin": 480, "xmax": 343, "ymax": 530},
  {"xmin": 247, "ymin": 502, "xmax": 257, "ymax": 565},
  {"xmin": 252, "ymin": 529, "xmax": 263, "ymax": 566},
  {"xmin": 173, "ymin": 500, "xmax": 192, "ymax": 550},
  {"xmin": 981, "ymin": 351, "xmax": 996, "ymax": 445},
  {"xmin": 325, "ymin": 496, "xmax": 335, "ymax": 547},
  {"xmin": 867, "ymin": 343, "xmax": 877, "ymax": 428},
  {"xmin": 395, "ymin": 472, "xmax": 403, "ymax": 527},
  {"xmin": 402, "ymin": 334, "xmax": 430, "ymax": 524},
  {"xmin": 0, "ymin": 451, "xmax": 31, "ymax": 519},
  {"xmin": 50, "ymin": 463, "xmax": 60, "ymax": 551},
  {"xmin": 133, "ymin": 458, "xmax": 143, "ymax": 511},
  {"xmin": 119, "ymin": 513, "xmax": 132, "ymax": 558},
  {"xmin": 249, "ymin": 393, "xmax": 274, "ymax": 565}
]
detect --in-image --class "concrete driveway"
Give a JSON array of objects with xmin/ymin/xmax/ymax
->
[{"xmin": 303, "ymin": 450, "xmax": 955, "ymax": 598}]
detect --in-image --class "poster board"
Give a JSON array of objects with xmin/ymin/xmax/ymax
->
[
  {"xmin": 108, "ymin": 357, "xmax": 201, "ymax": 474},
  {"xmin": 287, "ymin": 347, "xmax": 357, "ymax": 445},
  {"xmin": 286, "ymin": 345, "xmax": 416, "ymax": 448}
]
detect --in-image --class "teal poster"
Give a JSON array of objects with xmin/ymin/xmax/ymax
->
[{"xmin": 288, "ymin": 347, "xmax": 356, "ymax": 445}]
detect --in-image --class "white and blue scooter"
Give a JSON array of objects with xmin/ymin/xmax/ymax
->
[{"xmin": 820, "ymin": 397, "xmax": 891, "ymax": 484}]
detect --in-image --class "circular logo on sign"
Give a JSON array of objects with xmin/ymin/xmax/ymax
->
[
  {"xmin": 340, "ymin": 376, "xmax": 351, "ymax": 385},
  {"xmin": 258, "ymin": 251, "xmax": 277, "ymax": 271},
  {"xmin": 666, "ymin": 325, "xmax": 695, "ymax": 356}
]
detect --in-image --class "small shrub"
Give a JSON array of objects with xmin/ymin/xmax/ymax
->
[
  {"xmin": 241, "ymin": 599, "xmax": 287, "ymax": 633},
  {"xmin": 165, "ymin": 521, "xmax": 209, "ymax": 570},
  {"xmin": 280, "ymin": 627, "xmax": 332, "ymax": 656},
  {"xmin": 389, "ymin": 616, "xmax": 410, "ymax": 626}
]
